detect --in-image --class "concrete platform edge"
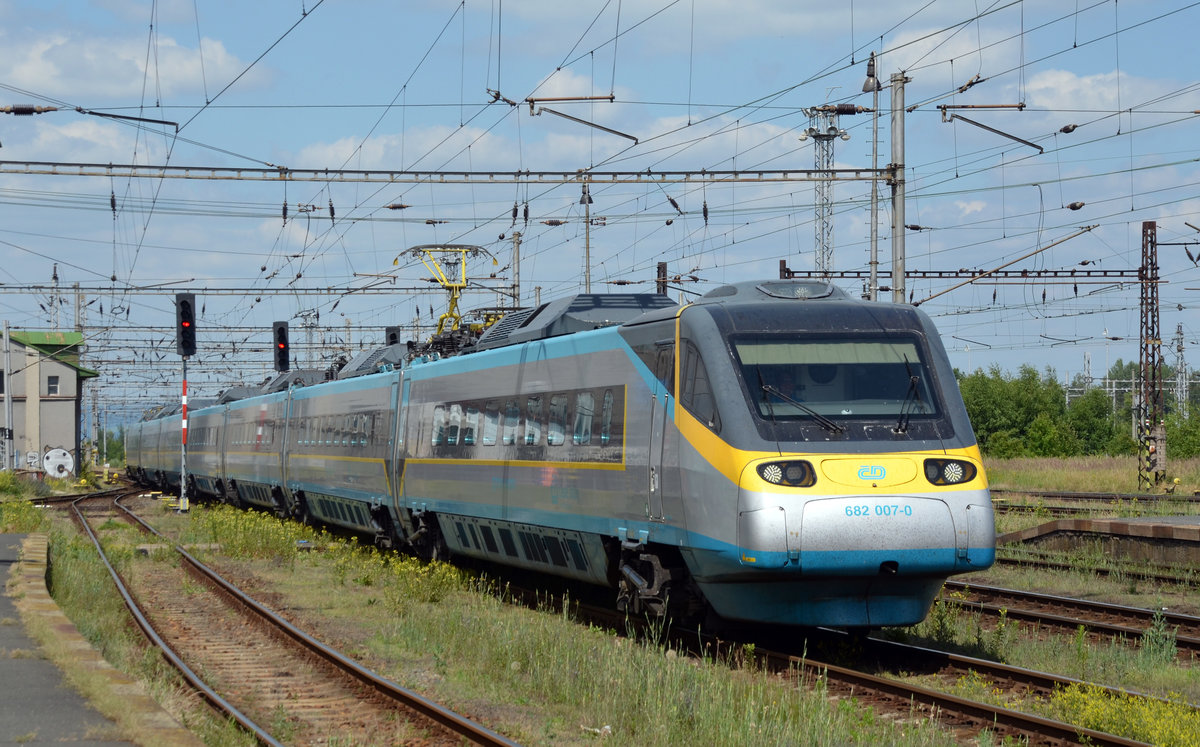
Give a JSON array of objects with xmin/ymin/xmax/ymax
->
[{"xmin": 9, "ymin": 534, "xmax": 203, "ymax": 746}]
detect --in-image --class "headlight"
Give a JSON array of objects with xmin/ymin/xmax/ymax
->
[
  {"xmin": 756, "ymin": 460, "xmax": 816, "ymax": 487},
  {"xmin": 923, "ymin": 458, "xmax": 977, "ymax": 486}
]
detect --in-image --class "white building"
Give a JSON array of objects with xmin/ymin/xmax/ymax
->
[{"xmin": 1, "ymin": 331, "xmax": 97, "ymax": 474}]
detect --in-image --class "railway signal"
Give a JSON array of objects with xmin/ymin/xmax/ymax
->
[
  {"xmin": 385, "ymin": 326, "xmax": 401, "ymax": 346},
  {"xmin": 272, "ymin": 321, "xmax": 290, "ymax": 371},
  {"xmin": 175, "ymin": 293, "xmax": 197, "ymax": 357}
]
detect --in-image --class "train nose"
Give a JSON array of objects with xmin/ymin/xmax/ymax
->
[{"xmin": 797, "ymin": 495, "xmax": 959, "ymax": 575}]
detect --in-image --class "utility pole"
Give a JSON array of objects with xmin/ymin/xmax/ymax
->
[
  {"xmin": 1173, "ymin": 323, "xmax": 1188, "ymax": 417},
  {"xmin": 890, "ymin": 72, "xmax": 909, "ymax": 304},
  {"xmin": 2, "ymin": 322, "xmax": 12, "ymax": 471},
  {"xmin": 801, "ymin": 105, "xmax": 857, "ymax": 278},
  {"xmin": 863, "ymin": 52, "xmax": 883, "ymax": 301},
  {"xmin": 297, "ymin": 309, "xmax": 319, "ymax": 367},
  {"xmin": 1138, "ymin": 221, "xmax": 1166, "ymax": 490},
  {"xmin": 511, "ymin": 231, "xmax": 522, "ymax": 306},
  {"xmin": 581, "ymin": 185, "xmax": 593, "ymax": 292}
]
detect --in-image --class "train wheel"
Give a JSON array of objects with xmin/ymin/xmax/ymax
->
[
  {"xmin": 269, "ymin": 486, "xmax": 290, "ymax": 519},
  {"xmin": 369, "ymin": 504, "xmax": 400, "ymax": 551},
  {"xmin": 292, "ymin": 491, "xmax": 313, "ymax": 526},
  {"xmin": 616, "ymin": 547, "xmax": 702, "ymax": 624},
  {"xmin": 408, "ymin": 511, "xmax": 449, "ymax": 562},
  {"xmin": 222, "ymin": 480, "xmax": 245, "ymax": 508}
]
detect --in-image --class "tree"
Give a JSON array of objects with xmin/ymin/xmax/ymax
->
[{"xmin": 1066, "ymin": 388, "xmax": 1116, "ymax": 455}]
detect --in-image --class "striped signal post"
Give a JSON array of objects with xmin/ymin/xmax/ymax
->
[
  {"xmin": 179, "ymin": 363, "xmax": 189, "ymax": 512},
  {"xmin": 175, "ymin": 293, "xmax": 196, "ymax": 513}
]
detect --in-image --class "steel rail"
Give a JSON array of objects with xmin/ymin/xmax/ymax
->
[
  {"xmin": 856, "ymin": 634, "xmax": 1199, "ymax": 710},
  {"xmin": 564, "ymin": 595, "xmax": 1149, "ymax": 745},
  {"xmin": 943, "ymin": 580, "xmax": 1200, "ymax": 654},
  {"xmin": 111, "ymin": 494, "xmax": 519, "ymax": 747},
  {"xmin": 68, "ymin": 492, "xmax": 283, "ymax": 746},
  {"xmin": 990, "ymin": 488, "xmax": 1200, "ymax": 503},
  {"xmin": 994, "ymin": 553, "xmax": 1198, "ymax": 587},
  {"xmin": 753, "ymin": 646, "xmax": 1150, "ymax": 746}
]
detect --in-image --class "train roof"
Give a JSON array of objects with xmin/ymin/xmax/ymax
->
[
  {"xmin": 691, "ymin": 280, "xmax": 850, "ymax": 305},
  {"xmin": 472, "ymin": 292, "xmax": 679, "ymax": 351}
]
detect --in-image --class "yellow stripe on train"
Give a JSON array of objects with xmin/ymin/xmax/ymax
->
[{"xmin": 672, "ymin": 401, "xmax": 987, "ymax": 494}]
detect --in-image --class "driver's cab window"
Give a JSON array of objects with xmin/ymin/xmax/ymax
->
[{"xmin": 680, "ymin": 342, "xmax": 720, "ymax": 431}]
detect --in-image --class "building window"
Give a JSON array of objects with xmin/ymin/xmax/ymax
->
[
  {"xmin": 47, "ymin": 375, "xmax": 60, "ymax": 396},
  {"xmin": 0, "ymin": 371, "xmax": 4, "ymax": 394}
]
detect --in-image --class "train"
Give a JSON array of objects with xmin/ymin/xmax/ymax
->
[{"xmin": 126, "ymin": 279, "xmax": 995, "ymax": 628}]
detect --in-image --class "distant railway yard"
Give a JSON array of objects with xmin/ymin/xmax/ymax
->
[{"xmin": 0, "ymin": 466, "xmax": 1196, "ymax": 746}]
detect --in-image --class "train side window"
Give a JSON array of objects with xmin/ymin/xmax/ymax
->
[
  {"xmin": 600, "ymin": 389, "xmax": 614, "ymax": 445},
  {"xmin": 655, "ymin": 343, "xmax": 675, "ymax": 396},
  {"xmin": 681, "ymin": 342, "xmax": 721, "ymax": 431},
  {"xmin": 446, "ymin": 404, "xmax": 463, "ymax": 446},
  {"xmin": 547, "ymin": 394, "xmax": 567, "ymax": 446},
  {"xmin": 573, "ymin": 391, "xmax": 594, "ymax": 445},
  {"xmin": 432, "ymin": 406, "xmax": 447, "ymax": 446},
  {"xmin": 463, "ymin": 406, "xmax": 479, "ymax": 445},
  {"xmin": 482, "ymin": 401, "xmax": 499, "ymax": 445},
  {"xmin": 502, "ymin": 400, "xmax": 520, "ymax": 445},
  {"xmin": 524, "ymin": 396, "xmax": 543, "ymax": 445}
]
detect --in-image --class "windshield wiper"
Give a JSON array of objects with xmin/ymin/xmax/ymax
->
[
  {"xmin": 760, "ymin": 382, "xmax": 844, "ymax": 435},
  {"xmin": 894, "ymin": 356, "xmax": 925, "ymax": 433}
]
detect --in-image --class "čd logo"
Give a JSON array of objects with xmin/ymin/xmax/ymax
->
[{"xmin": 858, "ymin": 465, "xmax": 886, "ymax": 480}]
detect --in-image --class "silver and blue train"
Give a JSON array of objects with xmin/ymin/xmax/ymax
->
[{"xmin": 126, "ymin": 280, "xmax": 995, "ymax": 628}]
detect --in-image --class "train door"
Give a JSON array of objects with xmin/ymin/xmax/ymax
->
[
  {"xmin": 647, "ymin": 341, "xmax": 674, "ymax": 522},
  {"xmin": 391, "ymin": 376, "xmax": 409, "ymax": 503}
]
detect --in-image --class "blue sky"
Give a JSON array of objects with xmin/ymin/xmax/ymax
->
[{"xmin": 1, "ymin": 0, "xmax": 1198, "ymax": 412}]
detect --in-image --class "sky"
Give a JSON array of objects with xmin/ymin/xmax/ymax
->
[{"xmin": 1, "ymin": 0, "xmax": 1199, "ymax": 420}]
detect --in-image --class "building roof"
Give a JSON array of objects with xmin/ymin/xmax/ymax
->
[{"xmin": 10, "ymin": 331, "xmax": 99, "ymax": 379}]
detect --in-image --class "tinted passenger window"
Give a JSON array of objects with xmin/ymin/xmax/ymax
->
[
  {"xmin": 573, "ymin": 392, "xmax": 594, "ymax": 445},
  {"xmin": 524, "ymin": 396, "xmax": 543, "ymax": 445},
  {"xmin": 503, "ymin": 400, "xmax": 520, "ymax": 445},
  {"xmin": 547, "ymin": 395, "xmax": 568, "ymax": 445},
  {"xmin": 482, "ymin": 401, "xmax": 499, "ymax": 445}
]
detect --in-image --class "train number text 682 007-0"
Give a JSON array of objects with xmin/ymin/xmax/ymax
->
[{"xmin": 844, "ymin": 504, "xmax": 914, "ymax": 518}]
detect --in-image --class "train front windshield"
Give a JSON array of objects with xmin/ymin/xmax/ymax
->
[{"xmin": 732, "ymin": 335, "xmax": 941, "ymax": 422}]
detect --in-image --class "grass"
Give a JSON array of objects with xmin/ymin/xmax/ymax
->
[
  {"xmin": 8, "ymin": 456, "xmax": 1200, "ymax": 745},
  {"xmin": 1, "ymin": 490, "xmax": 254, "ymax": 747},
  {"xmin": 890, "ymin": 593, "xmax": 1200, "ymax": 746},
  {"xmin": 174, "ymin": 504, "xmax": 961, "ymax": 746},
  {"xmin": 985, "ymin": 455, "xmax": 1200, "ymax": 495}
]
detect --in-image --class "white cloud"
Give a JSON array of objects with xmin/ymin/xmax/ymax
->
[
  {"xmin": 0, "ymin": 30, "xmax": 257, "ymax": 102},
  {"xmin": 956, "ymin": 200, "xmax": 986, "ymax": 217}
]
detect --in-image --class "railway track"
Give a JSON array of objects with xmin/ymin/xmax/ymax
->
[
  {"xmin": 943, "ymin": 580, "xmax": 1200, "ymax": 658},
  {"xmin": 734, "ymin": 633, "xmax": 1152, "ymax": 746},
  {"xmin": 857, "ymin": 633, "xmax": 1192, "ymax": 704},
  {"xmin": 57, "ymin": 483, "xmax": 1168, "ymax": 744},
  {"xmin": 540, "ymin": 590, "xmax": 1151, "ymax": 745},
  {"xmin": 994, "ymin": 552, "xmax": 1199, "ymax": 588},
  {"xmin": 991, "ymin": 489, "xmax": 1200, "ymax": 504},
  {"xmin": 991, "ymin": 488, "xmax": 1200, "ymax": 517},
  {"xmin": 70, "ymin": 490, "xmax": 517, "ymax": 747}
]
